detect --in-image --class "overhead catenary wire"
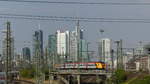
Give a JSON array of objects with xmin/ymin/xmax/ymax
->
[
  {"xmin": 1, "ymin": 13, "xmax": 150, "ymax": 21},
  {"xmin": 0, "ymin": 0, "xmax": 150, "ymax": 5},
  {"xmin": 1, "ymin": 16, "xmax": 150, "ymax": 23},
  {"xmin": 1, "ymin": 13, "xmax": 150, "ymax": 23}
]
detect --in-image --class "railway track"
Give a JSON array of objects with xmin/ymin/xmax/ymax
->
[{"xmin": 12, "ymin": 80, "xmax": 35, "ymax": 84}]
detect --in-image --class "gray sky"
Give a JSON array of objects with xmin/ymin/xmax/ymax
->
[{"xmin": 0, "ymin": 0, "xmax": 150, "ymax": 55}]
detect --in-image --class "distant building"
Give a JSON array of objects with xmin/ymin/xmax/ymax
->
[
  {"xmin": 48, "ymin": 34, "xmax": 57, "ymax": 66},
  {"xmin": 13, "ymin": 53, "xmax": 22, "ymax": 67},
  {"xmin": 22, "ymin": 47, "xmax": 31, "ymax": 62},
  {"xmin": 126, "ymin": 42, "xmax": 150, "ymax": 71},
  {"xmin": 122, "ymin": 51, "xmax": 134, "ymax": 70},
  {"xmin": 126, "ymin": 55, "xmax": 150, "ymax": 72},
  {"xmin": 69, "ymin": 26, "xmax": 86, "ymax": 62},
  {"xmin": 56, "ymin": 30, "xmax": 70, "ymax": 63},
  {"xmin": 135, "ymin": 42, "xmax": 144, "ymax": 56},
  {"xmin": 134, "ymin": 42, "xmax": 150, "ymax": 57},
  {"xmin": 48, "ymin": 34, "xmax": 57, "ymax": 54},
  {"xmin": 135, "ymin": 56, "xmax": 150, "ymax": 71},
  {"xmin": 98, "ymin": 38, "xmax": 112, "ymax": 69},
  {"xmin": 126, "ymin": 61, "xmax": 136, "ymax": 71},
  {"xmin": 69, "ymin": 31, "xmax": 77, "ymax": 62},
  {"xmin": 80, "ymin": 39, "xmax": 89, "ymax": 62},
  {"xmin": 143, "ymin": 43, "xmax": 150, "ymax": 55},
  {"xmin": 32, "ymin": 29, "xmax": 43, "ymax": 63}
]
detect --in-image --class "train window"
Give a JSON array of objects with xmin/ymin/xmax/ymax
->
[{"xmin": 88, "ymin": 64, "xmax": 92, "ymax": 66}]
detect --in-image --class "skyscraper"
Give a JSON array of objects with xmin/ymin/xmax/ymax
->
[
  {"xmin": 69, "ymin": 22, "xmax": 85, "ymax": 62},
  {"xmin": 70, "ymin": 32, "xmax": 88, "ymax": 62},
  {"xmin": 22, "ymin": 47, "xmax": 31, "ymax": 62},
  {"xmin": 98, "ymin": 38, "xmax": 112, "ymax": 69},
  {"xmin": 70, "ymin": 31, "xmax": 78, "ymax": 62},
  {"xmin": 48, "ymin": 34, "xmax": 57, "ymax": 66},
  {"xmin": 75, "ymin": 23, "xmax": 84, "ymax": 62},
  {"xmin": 80, "ymin": 39, "xmax": 89, "ymax": 62},
  {"xmin": 48, "ymin": 35, "xmax": 57, "ymax": 54},
  {"xmin": 32, "ymin": 30, "xmax": 43, "ymax": 63},
  {"xmin": 56, "ymin": 30, "xmax": 70, "ymax": 63}
]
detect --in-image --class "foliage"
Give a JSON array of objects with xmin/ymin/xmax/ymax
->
[
  {"xmin": 43, "ymin": 67, "xmax": 49, "ymax": 80},
  {"xmin": 20, "ymin": 65, "xmax": 51, "ymax": 80},
  {"xmin": 112, "ymin": 69, "xmax": 127, "ymax": 84},
  {"xmin": 20, "ymin": 67, "xmax": 35, "ymax": 78}
]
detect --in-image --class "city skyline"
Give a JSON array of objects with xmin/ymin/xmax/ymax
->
[
  {"xmin": 0, "ymin": 22, "xmax": 150, "ymax": 57},
  {"xmin": 1, "ymin": 0, "xmax": 150, "ymax": 54}
]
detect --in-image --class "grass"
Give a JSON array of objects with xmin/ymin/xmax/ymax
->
[{"xmin": 122, "ymin": 73, "xmax": 150, "ymax": 84}]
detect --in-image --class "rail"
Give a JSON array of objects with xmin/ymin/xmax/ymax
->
[{"xmin": 12, "ymin": 79, "xmax": 35, "ymax": 84}]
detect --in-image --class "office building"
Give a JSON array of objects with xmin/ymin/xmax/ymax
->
[
  {"xmin": 69, "ymin": 31, "xmax": 78, "ymax": 62},
  {"xmin": 22, "ymin": 47, "xmax": 31, "ymax": 62},
  {"xmin": 98, "ymin": 38, "xmax": 112, "ymax": 69},
  {"xmin": 80, "ymin": 39, "xmax": 89, "ymax": 62},
  {"xmin": 69, "ymin": 26, "xmax": 85, "ymax": 62},
  {"xmin": 48, "ymin": 34, "xmax": 57, "ymax": 65},
  {"xmin": 56, "ymin": 30, "xmax": 70, "ymax": 63},
  {"xmin": 48, "ymin": 35, "xmax": 57, "ymax": 54},
  {"xmin": 32, "ymin": 29, "xmax": 43, "ymax": 63}
]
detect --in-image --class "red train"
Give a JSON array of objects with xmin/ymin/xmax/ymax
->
[{"xmin": 54, "ymin": 62, "xmax": 106, "ymax": 70}]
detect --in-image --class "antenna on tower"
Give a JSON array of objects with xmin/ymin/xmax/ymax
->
[
  {"xmin": 76, "ymin": 20, "xmax": 80, "ymax": 39},
  {"xmin": 77, "ymin": 20, "xmax": 80, "ymax": 28}
]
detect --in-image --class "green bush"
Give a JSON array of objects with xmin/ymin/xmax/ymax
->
[
  {"xmin": 20, "ymin": 69, "xmax": 29, "ymax": 78},
  {"xmin": 20, "ymin": 68, "xmax": 35, "ymax": 78},
  {"xmin": 113, "ymin": 69, "xmax": 127, "ymax": 84},
  {"xmin": 20, "ymin": 67, "xmax": 50, "ymax": 80}
]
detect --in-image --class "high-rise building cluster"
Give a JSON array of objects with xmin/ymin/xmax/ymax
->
[
  {"xmin": 29, "ymin": 22, "xmax": 90, "ymax": 68},
  {"xmin": 47, "ymin": 26, "xmax": 89, "ymax": 65},
  {"xmin": 0, "ymin": 22, "xmax": 120, "ymax": 71}
]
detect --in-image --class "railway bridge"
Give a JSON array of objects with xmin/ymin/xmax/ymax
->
[{"xmin": 50, "ymin": 70, "xmax": 112, "ymax": 84}]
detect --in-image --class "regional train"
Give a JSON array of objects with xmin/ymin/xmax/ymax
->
[{"xmin": 54, "ymin": 62, "xmax": 106, "ymax": 70}]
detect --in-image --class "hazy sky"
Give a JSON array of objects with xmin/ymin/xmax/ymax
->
[{"xmin": 0, "ymin": 0, "xmax": 150, "ymax": 55}]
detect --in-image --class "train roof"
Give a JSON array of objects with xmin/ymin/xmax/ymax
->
[{"xmin": 64, "ymin": 61, "xmax": 105, "ymax": 64}]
